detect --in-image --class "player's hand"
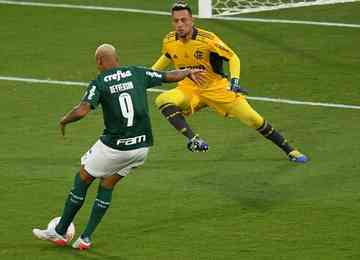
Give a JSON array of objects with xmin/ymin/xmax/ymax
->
[
  {"xmin": 188, "ymin": 69, "xmax": 205, "ymax": 86},
  {"xmin": 230, "ymin": 78, "xmax": 248, "ymax": 95},
  {"xmin": 59, "ymin": 118, "xmax": 67, "ymax": 137}
]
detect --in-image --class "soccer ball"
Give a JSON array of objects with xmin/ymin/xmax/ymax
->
[{"xmin": 47, "ymin": 217, "xmax": 76, "ymax": 242}]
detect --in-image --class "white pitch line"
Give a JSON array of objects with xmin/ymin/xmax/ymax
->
[
  {"xmin": 0, "ymin": 76, "xmax": 166, "ymax": 92},
  {"xmin": 0, "ymin": 0, "xmax": 360, "ymax": 28},
  {"xmin": 0, "ymin": 76, "xmax": 88, "ymax": 86},
  {"xmin": 0, "ymin": 0, "xmax": 170, "ymax": 16},
  {"xmin": 211, "ymin": 16, "xmax": 360, "ymax": 28},
  {"xmin": 246, "ymin": 96, "xmax": 360, "ymax": 109},
  {"xmin": 0, "ymin": 75, "xmax": 359, "ymax": 110}
]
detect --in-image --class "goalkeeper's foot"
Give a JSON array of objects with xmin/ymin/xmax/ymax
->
[
  {"xmin": 72, "ymin": 236, "xmax": 92, "ymax": 251},
  {"xmin": 32, "ymin": 227, "xmax": 68, "ymax": 246},
  {"xmin": 187, "ymin": 135, "xmax": 209, "ymax": 152},
  {"xmin": 288, "ymin": 150, "xmax": 309, "ymax": 163}
]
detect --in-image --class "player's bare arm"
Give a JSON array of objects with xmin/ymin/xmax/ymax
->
[
  {"xmin": 164, "ymin": 69, "xmax": 205, "ymax": 85},
  {"xmin": 59, "ymin": 101, "xmax": 91, "ymax": 136}
]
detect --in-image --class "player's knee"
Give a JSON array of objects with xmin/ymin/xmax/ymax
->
[
  {"xmin": 155, "ymin": 92, "xmax": 174, "ymax": 109},
  {"xmin": 101, "ymin": 175, "xmax": 124, "ymax": 189},
  {"xmin": 80, "ymin": 166, "xmax": 95, "ymax": 184},
  {"xmin": 250, "ymin": 116, "xmax": 264, "ymax": 129},
  {"xmin": 156, "ymin": 89, "xmax": 186, "ymax": 109},
  {"xmin": 241, "ymin": 115, "xmax": 264, "ymax": 129}
]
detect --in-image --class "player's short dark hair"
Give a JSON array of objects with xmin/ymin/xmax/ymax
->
[{"xmin": 171, "ymin": 1, "xmax": 192, "ymax": 15}]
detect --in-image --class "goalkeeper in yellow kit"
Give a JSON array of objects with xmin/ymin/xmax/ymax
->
[{"xmin": 152, "ymin": 2, "xmax": 308, "ymax": 163}]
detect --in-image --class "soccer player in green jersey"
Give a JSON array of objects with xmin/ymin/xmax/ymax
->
[{"xmin": 32, "ymin": 43, "xmax": 204, "ymax": 250}]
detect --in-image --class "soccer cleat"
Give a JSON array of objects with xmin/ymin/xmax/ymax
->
[
  {"xmin": 32, "ymin": 227, "xmax": 68, "ymax": 246},
  {"xmin": 72, "ymin": 236, "xmax": 92, "ymax": 250},
  {"xmin": 288, "ymin": 150, "xmax": 309, "ymax": 163},
  {"xmin": 187, "ymin": 135, "xmax": 209, "ymax": 152}
]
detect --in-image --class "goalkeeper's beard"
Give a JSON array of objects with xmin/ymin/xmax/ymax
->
[
  {"xmin": 177, "ymin": 27, "xmax": 192, "ymax": 39},
  {"xmin": 178, "ymin": 31, "xmax": 187, "ymax": 38}
]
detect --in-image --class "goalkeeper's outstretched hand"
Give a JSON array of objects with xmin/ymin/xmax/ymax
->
[
  {"xmin": 188, "ymin": 68, "xmax": 205, "ymax": 86},
  {"xmin": 230, "ymin": 78, "xmax": 248, "ymax": 95}
]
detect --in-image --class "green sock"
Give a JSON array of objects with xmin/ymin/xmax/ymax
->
[
  {"xmin": 55, "ymin": 173, "xmax": 91, "ymax": 235},
  {"xmin": 81, "ymin": 185, "xmax": 113, "ymax": 239}
]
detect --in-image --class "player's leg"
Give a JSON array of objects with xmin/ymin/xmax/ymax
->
[
  {"xmin": 55, "ymin": 166, "xmax": 95, "ymax": 236},
  {"xmin": 256, "ymin": 119, "xmax": 308, "ymax": 162},
  {"xmin": 32, "ymin": 166, "xmax": 95, "ymax": 246},
  {"xmin": 220, "ymin": 96, "xmax": 308, "ymax": 162},
  {"xmin": 155, "ymin": 87, "xmax": 208, "ymax": 152},
  {"xmin": 73, "ymin": 174, "xmax": 124, "ymax": 250},
  {"xmin": 156, "ymin": 87, "xmax": 196, "ymax": 139},
  {"xmin": 72, "ymin": 146, "xmax": 149, "ymax": 250}
]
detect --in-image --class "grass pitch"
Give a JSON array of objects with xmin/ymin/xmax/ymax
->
[{"xmin": 0, "ymin": 1, "xmax": 359, "ymax": 259}]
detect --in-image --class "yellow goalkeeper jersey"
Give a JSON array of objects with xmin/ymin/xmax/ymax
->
[{"xmin": 160, "ymin": 27, "xmax": 238, "ymax": 90}]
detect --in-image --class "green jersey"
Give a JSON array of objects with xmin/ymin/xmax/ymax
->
[{"xmin": 82, "ymin": 66, "xmax": 165, "ymax": 151}]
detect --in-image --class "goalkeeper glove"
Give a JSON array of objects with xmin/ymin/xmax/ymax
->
[{"xmin": 230, "ymin": 78, "xmax": 248, "ymax": 95}]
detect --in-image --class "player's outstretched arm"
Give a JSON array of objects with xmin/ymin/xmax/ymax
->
[
  {"xmin": 163, "ymin": 69, "xmax": 204, "ymax": 85},
  {"xmin": 152, "ymin": 54, "xmax": 172, "ymax": 71},
  {"xmin": 229, "ymin": 54, "xmax": 241, "ymax": 80},
  {"xmin": 59, "ymin": 102, "xmax": 91, "ymax": 136},
  {"xmin": 228, "ymin": 54, "xmax": 248, "ymax": 94}
]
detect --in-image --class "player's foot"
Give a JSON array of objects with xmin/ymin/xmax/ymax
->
[
  {"xmin": 288, "ymin": 150, "xmax": 309, "ymax": 163},
  {"xmin": 32, "ymin": 227, "xmax": 68, "ymax": 246},
  {"xmin": 187, "ymin": 135, "xmax": 209, "ymax": 152},
  {"xmin": 72, "ymin": 236, "xmax": 92, "ymax": 250}
]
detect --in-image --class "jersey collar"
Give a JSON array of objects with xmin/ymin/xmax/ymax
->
[{"xmin": 191, "ymin": 27, "xmax": 198, "ymax": 40}]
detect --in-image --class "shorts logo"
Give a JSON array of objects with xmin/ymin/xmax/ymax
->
[
  {"xmin": 194, "ymin": 50, "xmax": 204, "ymax": 60},
  {"xmin": 116, "ymin": 135, "xmax": 146, "ymax": 146}
]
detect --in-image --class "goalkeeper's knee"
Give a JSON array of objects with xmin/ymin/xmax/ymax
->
[
  {"xmin": 155, "ymin": 92, "xmax": 171, "ymax": 109},
  {"xmin": 155, "ymin": 89, "xmax": 185, "ymax": 109},
  {"xmin": 228, "ymin": 98, "xmax": 264, "ymax": 129}
]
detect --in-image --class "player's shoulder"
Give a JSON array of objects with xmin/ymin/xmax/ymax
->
[
  {"xmin": 94, "ymin": 66, "xmax": 133, "ymax": 83},
  {"xmin": 127, "ymin": 66, "xmax": 162, "ymax": 78},
  {"xmin": 195, "ymin": 28, "xmax": 218, "ymax": 41},
  {"xmin": 92, "ymin": 74, "xmax": 103, "ymax": 86},
  {"xmin": 133, "ymin": 66, "xmax": 163, "ymax": 77},
  {"xmin": 163, "ymin": 31, "xmax": 177, "ymax": 44},
  {"xmin": 118, "ymin": 65, "xmax": 148, "ymax": 79},
  {"xmin": 128, "ymin": 65, "xmax": 148, "ymax": 74}
]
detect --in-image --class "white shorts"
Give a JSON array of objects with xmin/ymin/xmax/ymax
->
[{"xmin": 81, "ymin": 140, "xmax": 149, "ymax": 178}]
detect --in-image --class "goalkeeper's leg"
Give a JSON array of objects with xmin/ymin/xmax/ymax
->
[
  {"xmin": 155, "ymin": 88, "xmax": 208, "ymax": 152},
  {"xmin": 155, "ymin": 88, "xmax": 196, "ymax": 139},
  {"xmin": 225, "ymin": 97, "xmax": 308, "ymax": 162}
]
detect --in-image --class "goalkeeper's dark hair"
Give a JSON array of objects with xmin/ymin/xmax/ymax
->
[{"xmin": 171, "ymin": 1, "xmax": 192, "ymax": 15}]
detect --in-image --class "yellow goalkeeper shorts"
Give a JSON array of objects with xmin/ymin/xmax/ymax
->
[{"xmin": 155, "ymin": 79, "xmax": 264, "ymax": 129}]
